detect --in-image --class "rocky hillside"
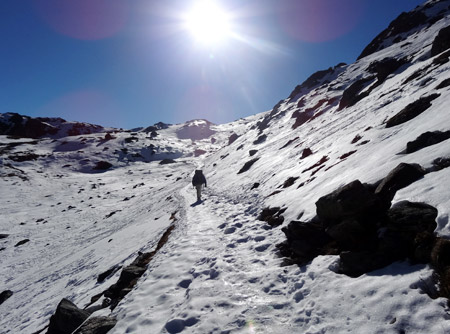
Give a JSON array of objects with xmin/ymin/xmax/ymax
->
[{"xmin": 1, "ymin": 1, "xmax": 450, "ymax": 333}]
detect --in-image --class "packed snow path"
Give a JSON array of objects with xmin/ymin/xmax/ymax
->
[{"xmin": 110, "ymin": 183, "xmax": 450, "ymax": 334}]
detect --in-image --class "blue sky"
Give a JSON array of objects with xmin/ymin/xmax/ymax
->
[{"xmin": 1, "ymin": 0, "xmax": 425, "ymax": 129}]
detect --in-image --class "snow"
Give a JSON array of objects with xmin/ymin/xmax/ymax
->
[{"xmin": 1, "ymin": 1, "xmax": 450, "ymax": 333}]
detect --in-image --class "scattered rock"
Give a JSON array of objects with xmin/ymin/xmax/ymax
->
[
  {"xmin": 432, "ymin": 156, "xmax": 450, "ymax": 171},
  {"xmin": 278, "ymin": 220, "xmax": 332, "ymax": 264},
  {"xmin": 338, "ymin": 76, "xmax": 375, "ymax": 110},
  {"xmin": 316, "ymin": 180, "xmax": 381, "ymax": 223},
  {"xmin": 0, "ymin": 290, "xmax": 13, "ymax": 305},
  {"xmin": 282, "ymin": 177, "xmax": 299, "ymax": 188},
  {"xmin": 73, "ymin": 316, "xmax": 117, "ymax": 334},
  {"xmin": 93, "ymin": 161, "xmax": 112, "ymax": 170},
  {"xmin": 300, "ymin": 148, "xmax": 313, "ymax": 159},
  {"xmin": 98, "ymin": 265, "xmax": 122, "ymax": 283},
  {"xmin": 46, "ymin": 299, "xmax": 91, "ymax": 334},
  {"xmin": 253, "ymin": 134, "xmax": 267, "ymax": 145},
  {"xmin": 14, "ymin": 239, "xmax": 30, "ymax": 247},
  {"xmin": 351, "ymin": 135, "xmax": 362, "ymax": 144},
  {"xmin": 406, "ymin": 130, "xmax": 450, "ymax": 153},
  {"xmin": 367, "ymin": 57, "xmax": 408, "ymax": 86},
  {"xmin": 0, "ymin": 234, "xmax": 9, "ymax": 239},
  {"xmin": 280, "ymin": 137, "xmax": 299, "ymax": 149},
  {"xmin": 385, "ymin": 94, "xmax": 440, "ymax": 128},
  {"xmin": 237, "ymin": 158, "xmax": 259, "ymax": 174},
  {"xmin": 228, "ymin": 133, "xmax": 239, "ymax": 145},
  {"xmin": 375, "ymin": 163, "xmax": 425, "ymax": 206},
  {"xmin": 160, "ymin": 159, "xmax": 176, "ymax": 165},
  {"xmin": 249, "ymin": 150, "xmax": 258, "ymax": 157},
  {"xmin": 194, "ymin": 149, "xmax": 207, "ymax": 157},
  {"xmin": 258, "ymin": 207, "xmax": 286, "ymax": 227},
  {"xmin": 431, "ymin": 25, "xmax": 450, "ymax": 57},
  {"xmin": 436, "ymin": 78, "xmax": 450, "ymax": 89},
  {"xmin": 251, "ymin": 182, "xmax": 260, "ymax": 190}
]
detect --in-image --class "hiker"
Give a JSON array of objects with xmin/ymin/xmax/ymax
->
[{"xmin": 192, "ymin": 170, "xmax": 207, "ymax": 201}]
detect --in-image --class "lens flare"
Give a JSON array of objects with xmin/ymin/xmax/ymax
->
[{"xmin": 184, "ymin": 1, "xmax": 232, "ymax": 45}]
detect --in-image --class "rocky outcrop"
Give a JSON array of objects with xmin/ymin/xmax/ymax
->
[
  {"xmin": 338, "ymin": 77, "xmax": 375, "ymax": 110},
  {"xmin": 288, "ymin": 63, "xmax": 346, "ymax": 102},
  {"xmin": 406, "ymin": 130, "xmax": 450, "ymax": 153},
  {"xmin": 375, "ymin": 163, "xmax": 425, "ymax": 206},
  {"xmin": 278, "ymin": 162, "xmax": 441, "ymax": 277},
  {"xmin": 258, "ymin": 207, "xmax": 286, "ymax": 227},
  {"xmin": 385, "ymin": 94, "xmax": 440, "ymax": 128},
  {"xmin": 73, "ymin": 316, "xmax": 117, "ymax": 334},
  {"xmin": 237, "ymin": 158, "xmax": 259, "ymax": 174},
  {"xmin": 46, "ymin": 299, "xmax": 91, "ymax": 334},
  {"xmin": 431, "ymin": 25, "xmax": 450, "ymax": 57},
  {"xmin": 0, "ymin": 290, "xmax": 13, "ymax": 305},
  {"xmin": 358, "ymin": 10, "xmax": 428, "ymax": 59}
]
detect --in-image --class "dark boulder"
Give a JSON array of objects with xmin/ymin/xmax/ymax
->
[
  {"xmin": 436, "ymin": 78, "xmax": 450, "ymax": 90},
  {"xmin": 104, "ymin": 133, "xmax": 113, "ymax": 140},
  {"xmin": 316, "ymin": 180, "xmax": 381, "ymax": 223},
  {"xmin": 93, "ymin": 161, "xmax": 112, "ymax": 170},
  {"xmin": 118, "ymin": 265, "xmax": 146, "ymax": 285},
  {"xmin": 258, "ymin": 207, "xmax": 285, "ymax": 227},
  {"xmin": 0, "ymin": 290, "xmax": 13, "ymax": 305},
  {"xmin": 97, "ymin": 265, "xmax": 121, "ymax": 283},
  {"xmin": 431, "ymin": 238, "xmax": 450, "ymax": 271},
  {"xmin": 338, "ymin": 77, "xmax": 375, "ymax": 110},
  {"xmin": 339, "ymin": 250, "xmax": 392, "ymax": 277},
  {"xmin": 325, "ymin": 219, "xmax": 375, "ymax": 251},
  {"xmin": 292, "ymin": 110, "xmax": 314, "ymax": 129},
  {"xmin": 375, "ymin": 163, "xmax": 425, "ymax": 206},
  {"xmin": 406, "ymin": 130, "xmax": 450, "ymax": 153},
  {"xmin": 385, "ymin": 94, "xmax": 440, "ymax": 128},
  {"xmin": 282, "ymin": 177, "xmax": 299, "ymax": 188},
  {"xmin": 46, "ymin": 299, "xmax": 91, "ymax": 334},
  {"xmin": 249, "ymin": 149, "xmax": 258, "ymax": 157},
  {"xmin": 431, "ymin": 25, "xmax": 450, "ymax": 57},
  {"xmin": 73, "ymin": 316, "xmax": 117, "ymax": 334},
  {"xmin": 237, "ymin": 158, "xmax": 259, "ymax": 174},
  {"xmin": 253, "ymin": 134, "xmax": 267, "ymax": 145},
  {"xmin": 228, "ymin": 133, "xmax": 239, "ymax": 145},
  {"xmin": 14, "ymin": 239, "xmax": 30, "ymax": 247},
  {"xmin": 387, "ymin": 201, "xmax": 437, "ymax": 235},
  {"xmin": 280, "ymin": 220, "xmax": 332, "ymax": 262},
  {"xmin": 301, "ymin": 148, "xmax": 313, "ymax": 159},
  {"xmin": 367, "ymin": 57, "xmax": 408, "ymax": 84},
  {"xmin": 432, "ymin": 156, "xmax": 450, "ymax": 171},
  {"xmin": 159, "ymin": 159, "xmax": 176, "ymax": 165}
]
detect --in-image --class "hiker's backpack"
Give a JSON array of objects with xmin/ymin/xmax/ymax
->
[{"xmin": 192, "ymin": 170, "xmax": 206, "ymax": 186}]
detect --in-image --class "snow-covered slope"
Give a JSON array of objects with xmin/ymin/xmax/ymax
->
[{"xmin": 1, "ymin": 1, "xmax": 450, "ymax": 333}]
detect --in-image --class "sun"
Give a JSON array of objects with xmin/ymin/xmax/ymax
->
[{"xmin": 184, "ymin": 1, "xmax": 232, "ymax": 46}]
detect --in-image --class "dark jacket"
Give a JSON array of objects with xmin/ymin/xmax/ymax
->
[{"xmin": 192, "ymin": 170, "xmax": 207, "ymax": 187}]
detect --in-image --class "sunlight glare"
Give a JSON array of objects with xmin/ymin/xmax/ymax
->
[{"xmin": 185, "ymin": 1, "xmax": 231, "ymax": 45}]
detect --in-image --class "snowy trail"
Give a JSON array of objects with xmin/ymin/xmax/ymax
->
[
  {"xmin": 110, "ymin": 179, "xmax": 450, "ymax": 334},
  {"xmin": 110, "ymin": 184, "xmax": 300, "ymax": 333}
]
